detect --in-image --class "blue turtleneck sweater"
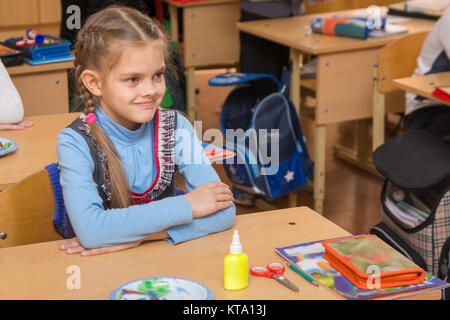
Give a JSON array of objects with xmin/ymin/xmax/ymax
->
[{"xmin": 57, "ymin": 107, "xmax": 235, "ymax": 249}]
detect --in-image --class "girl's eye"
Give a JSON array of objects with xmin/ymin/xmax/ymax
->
[
  {"xmin": 154, "ymin": 72, "xmax": 165, "ymax": 81},
  {"xmin": 127, "ymin": 78, "xmax": 138, "ymax": 85}
]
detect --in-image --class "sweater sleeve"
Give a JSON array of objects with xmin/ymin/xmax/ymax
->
[
  {"xmin": 165, "ymin": 113, "xmax": 236, "ymax": 244},
  {"xmin": 57, "ymin": 127, "xmax": 194, "ymax": 249},
  {"xmin": 0, "ymin": 61, "xmax": 24, "ymax": 124}
]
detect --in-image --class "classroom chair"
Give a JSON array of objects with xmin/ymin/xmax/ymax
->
[
  {"xmin": 372, "ymin": 31, "xmax": 429, "ymax": 151},
  {"xmin": 0, "ymin": 166, "xmax": 62, "ymax": 248}
]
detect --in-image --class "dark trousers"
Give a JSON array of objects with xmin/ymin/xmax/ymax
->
[{"xmin": 239, "ymin": 10, "xmax": 290, "ymax": 81}]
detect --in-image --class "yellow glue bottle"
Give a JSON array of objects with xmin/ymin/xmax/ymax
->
[{"xmin": 224, "ymin": 230, "xmax": 248, "ymax": 290}]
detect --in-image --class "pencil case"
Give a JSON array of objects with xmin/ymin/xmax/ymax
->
[
  {"xmin": 311, "ymin": 15, "xmax": 386, "ymax": 39},
  {"xmin": 3, "ymin": 35, "xmax": 71, "ymax": 61},
  {"xmin": 322, "ymin": 234, "xmax": 425, "ymax": 289}
]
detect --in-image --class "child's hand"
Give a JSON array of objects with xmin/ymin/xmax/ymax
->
[
  {"xmin": 0, "ymin": 120, "xmax": 33, "ymax": 130},
  {"xmin": 59, "ymin": 231, "xmax": 169, "ymax": 256},
  {"xmin": 184, "ymin": 182, "xmax": 234, "ymax": 218},
  {"xmin": 59, "ymin": 237, "xmax": 143, "ymax": 257}
]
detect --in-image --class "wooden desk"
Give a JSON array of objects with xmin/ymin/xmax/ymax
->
[
  {"xmin": 0, "ymin": 112, "xmax": 79, "ymax": 191},
  {"xmin": 0, "ymin": 206, "xmax": 441, "ymax": 300},
  {"xmin": 392, "ymin": 71, "xmax": 450, "ymax": 107},
  {"xmin": 7, "ymin": 61, "xmax": 74, "ymax": 116},
  {"xmin": 163, "ymin": 0, "xmax": 239, "ymax": 121},
  {"xmin": 237, "ymin": 11, "xmax": 435, "ymax": 214}
]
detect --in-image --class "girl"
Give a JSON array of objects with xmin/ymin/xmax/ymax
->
[{"xmin": 57, "ymin": 6, "xmax": 235, "ymax": 256}]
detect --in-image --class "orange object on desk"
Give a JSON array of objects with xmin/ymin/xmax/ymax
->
[{"xmin": 322, "ymin": 234, "xmax": 425, "ymax": 290}]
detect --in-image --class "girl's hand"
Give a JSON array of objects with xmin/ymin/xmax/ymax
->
[
  {"xmin": 184, "ymin": 182, "xmax": 234, "ymax": 219},
  {"xmin": 0, "ymin": 120, "xmax": 33, "ymax": 130},
  {"xmin": 59, "ymin": 237, "xmax": 143, "ymax": 256}
]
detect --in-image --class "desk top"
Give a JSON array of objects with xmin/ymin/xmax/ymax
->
[
  {"xmin": 6, "ymin": 61, "xmax": 74, "ymax": 76},
  {"xmin": 236, "ymin": 10, "xmax": 435, "ymax": 54},
  {"xmin": 0, "ymin": 113, "xmax": 79, "ymax": 190},
  {"xmin": 162, "ymin": 0, "xmax": 237, "ymax": 8},
  {"xmin": 393, "ymin": 72, "xmax": 450, "ymax": 107},
  {"xmin": 0, "ymin": 207, "xmax": 441, "ymax": 300}
]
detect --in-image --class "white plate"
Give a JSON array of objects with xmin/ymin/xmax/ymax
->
[
  {"xmin": 110, "ymin": 277, "xmax": 214, "ymax": 300},
  {"xmin": 0, "ymin": 137, "xmax": 17, "ymax": 157}
]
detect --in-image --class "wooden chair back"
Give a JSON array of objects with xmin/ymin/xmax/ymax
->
[
  {"xmin": 372, "ymin": 31, "xmax": 430, "ymax": 151},
  {"xmin": 377, "ymin": 31, "xmax": 429, "ymax": 93},
  {"xmin": 0, "ymin": 169, "xmax": 62, "ymax": 248},
  {"xmin": 304, "ymin": 0, "xmax": 352, "ymax": 14}
]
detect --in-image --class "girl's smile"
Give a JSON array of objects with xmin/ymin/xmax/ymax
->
[{"xmin": 134, "ymin": 99, "xmax": 158, "ymax": 108}]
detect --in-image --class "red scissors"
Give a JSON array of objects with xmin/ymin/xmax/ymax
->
[{"xmin": 250, "ymin": 262, "xmax": 299, "ymax": 292}]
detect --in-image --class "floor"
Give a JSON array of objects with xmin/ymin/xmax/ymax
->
[{"xmin": 176, "ymin": 69, "xmax": 393, "ymax": 236}]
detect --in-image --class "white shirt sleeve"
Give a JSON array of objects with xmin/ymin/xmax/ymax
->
[
  {"xmin": 438, "ymin": 7, "xmax": 450, "ymax": 60},
  {"xmin": 0, "ymin": 60, "xmax": 24, "ymax": 124}
]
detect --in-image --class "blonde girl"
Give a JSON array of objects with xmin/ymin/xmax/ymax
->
[{"xmin": 57, "ymin": 6, "xmax": 235, "ymax": 256}]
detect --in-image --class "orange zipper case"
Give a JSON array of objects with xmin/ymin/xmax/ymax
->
[{"xmin": 322, "ymin": 234, "xmax": 425, "ymax": 289}]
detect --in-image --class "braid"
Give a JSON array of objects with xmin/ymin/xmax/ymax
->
[{"xmin": 73, "ymin": 34, "xmax": 96, "ymax": 114}]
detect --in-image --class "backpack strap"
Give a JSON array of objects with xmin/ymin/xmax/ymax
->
[{"xmin": 68, "ymin": 115, "xmax": 112, "ymax": 208}]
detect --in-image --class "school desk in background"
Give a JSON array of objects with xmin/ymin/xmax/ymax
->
[
  {"xmin": 392, "ymin": 71, "xmax": 450, "ymax": 107},
  {"xmin": 2, "ymin": 33, "xmax": 74, "ymax": 65}
]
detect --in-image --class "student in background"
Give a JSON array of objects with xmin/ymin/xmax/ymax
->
[
  {"xmin": 0, "ymin": 60, "xmax": 33, "ymax": 130},
  {"xmin": 238, "ymin": 0, "xmax": 304, "ymax": 80},
  {"xmin": 404, "ymin": 7, "xmax": 450, "ymax": 145},
  {"xmin": 57, "ymin": 6, "xmax": 235, "ymax": 256}
]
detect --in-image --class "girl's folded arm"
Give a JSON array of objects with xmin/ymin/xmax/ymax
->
[
  {"xmin": 166, "ymin": 114, "xmax": 236, "ymax": 244},
  {"xmin": 57, "ymin": 128, "xmax": 193, "ymax": 249}
]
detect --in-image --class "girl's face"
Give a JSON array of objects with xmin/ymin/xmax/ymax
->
[{"xmin": 98, "ymin": 42, "xmax": 166, "ymax": 131}]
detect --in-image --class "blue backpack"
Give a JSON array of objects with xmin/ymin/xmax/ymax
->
[{"xmin": 208, "ymin": 72, "xmax": 314, "ymax": 200}]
